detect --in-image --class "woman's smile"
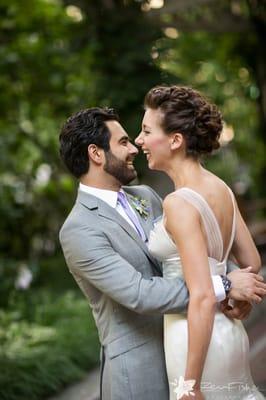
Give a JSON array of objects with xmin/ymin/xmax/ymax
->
[{"xmin": 143, "ymin": 150, "xmax": 151, "ymax": 160}]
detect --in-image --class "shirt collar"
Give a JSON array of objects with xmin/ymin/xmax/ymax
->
[{"xmin": 79, "ymin": 183, "xmax": 125, "ymax": 209}]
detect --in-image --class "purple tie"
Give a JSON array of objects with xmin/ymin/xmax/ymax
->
[{"xmin": 117, "ymin": 191, "xmax": 146, "ymax": 241}]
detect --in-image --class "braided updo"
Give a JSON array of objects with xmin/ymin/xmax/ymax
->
[{"xmin": 144, "ymin": 86, "xmax": 223, "ymax": 157}]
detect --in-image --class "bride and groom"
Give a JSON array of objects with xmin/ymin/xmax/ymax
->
[{"xmin": 59, "ymin": 85, "xmax": 265, "ymax": 399}]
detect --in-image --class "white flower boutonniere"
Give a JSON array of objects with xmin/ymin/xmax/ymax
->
[
  {"xmin": 170, "ymin": 376, "xmax": 196, "ymax": 399},
  {"xmin": 131, "ymin": 196, "xmax": 150, "ymax": 220}
]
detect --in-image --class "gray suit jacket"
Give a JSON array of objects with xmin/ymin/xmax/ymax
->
[{"xmin": 59, "ymin": 185, "xmax": 190, "ymax": 400}]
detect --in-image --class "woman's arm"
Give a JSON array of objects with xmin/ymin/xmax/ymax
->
[
  {"xmin": 231, "ymin": 203, "xmax": 261, "ymax": 273},
  {"xmin": 164, "ymin": 195, "xmax": 216, "ymax": 390}
]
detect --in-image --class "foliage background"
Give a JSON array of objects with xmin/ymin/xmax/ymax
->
[{"xmin": 0, "ymin": 0, "xmax": 265, "ymax": 399}]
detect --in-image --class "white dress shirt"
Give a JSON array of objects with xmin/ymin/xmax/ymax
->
[
  {"xmin": 79, "ymin": 183, "xmax": 138, "ymax": 232},
  {"xmin": 79, "ymin": 183, "xmax": 226, "ymax": 301}
]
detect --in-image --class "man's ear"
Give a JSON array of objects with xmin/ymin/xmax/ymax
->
[
  {"xmin": 170, "ymin": 133, "xmax": 183, "ymax": 150},
  {"xmin": 88, "ymin": 144, "xmax": 104, "ymax": 165}
]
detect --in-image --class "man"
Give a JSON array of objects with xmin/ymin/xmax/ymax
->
[{"xmin": 59, "ymin": 107, "xmax": 265, "ymax": 400}]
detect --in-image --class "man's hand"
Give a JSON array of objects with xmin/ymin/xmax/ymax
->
[
  {"xmin": 220, "ymin": 299, "xmax": 252, "ymax": 320},
  {"xmin": 227, "ymin": 267, "xmax": 266, "ymax": 303}
]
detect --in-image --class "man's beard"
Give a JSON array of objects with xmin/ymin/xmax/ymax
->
[{"xmin": 103, "ymin": 150, "xmax": 137, "ymax": 185}]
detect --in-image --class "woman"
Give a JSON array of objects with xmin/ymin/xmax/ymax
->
[{"xmin": 135, "ymin": 86, "xmax": 264, "ymax": 400}]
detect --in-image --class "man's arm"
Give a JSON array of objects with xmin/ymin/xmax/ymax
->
[{"xmin": 60, "ymin": 225, "xmax": 189, "ymax": 314}]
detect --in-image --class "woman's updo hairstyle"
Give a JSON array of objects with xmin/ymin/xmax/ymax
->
[{"xmin": 144, "ymin": 85, "xmax": 223, "ymax": 157}]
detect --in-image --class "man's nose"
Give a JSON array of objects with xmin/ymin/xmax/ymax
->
[{"xmin": 129, "ymin": 142, "xmax": 139, "ymax": 155}]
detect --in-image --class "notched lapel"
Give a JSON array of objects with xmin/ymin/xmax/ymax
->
[
  {"xmin": 77, "ymin": 189, "xmax": 161, "ymax": 274},
  {"xmin": 77, "ymin": 189, "xmax": 98, "ymax": 210},
  {"xmin": 97, "ymin": 201, "xmax": 152, "ymax": 258}
]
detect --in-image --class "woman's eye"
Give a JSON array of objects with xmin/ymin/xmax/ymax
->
[{"xmin": 144, "ymin": 130, "xmax": 150, "ymax": 135}]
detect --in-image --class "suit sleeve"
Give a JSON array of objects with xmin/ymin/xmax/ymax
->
[{"xmin": 60, "ymin": 225, "xmax": 189, "ymax": 314}]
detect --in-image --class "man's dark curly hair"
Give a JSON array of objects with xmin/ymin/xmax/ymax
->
[
  {"xmin": 59, "ymin": 107, "xmax": 119, "ymax": 178},
  {"xmin": 144, "ymin": 85, "xmax": 223, "ymax": 158}
]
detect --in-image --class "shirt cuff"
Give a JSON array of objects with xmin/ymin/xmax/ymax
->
[{"xmin": 212, "ymin": 275, "xmax": 226, "ymax": 302}]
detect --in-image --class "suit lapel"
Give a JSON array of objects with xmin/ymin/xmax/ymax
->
[
  {"xmin": 98, "ymin": 201, "xmax": 147, "ymax": 251},
  {"xmin": 77, "ymin": 190, "xmax": 161, "ymax": 273}
]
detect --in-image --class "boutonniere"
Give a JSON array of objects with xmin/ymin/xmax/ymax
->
[{"xmin": 131, "ymin": 196, "xmax": 150, "ymax": 220}]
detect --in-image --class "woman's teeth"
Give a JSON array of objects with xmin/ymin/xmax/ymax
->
[{"xmin": 143, "ymin": 151, "xmax": 151, "ymax": 160}]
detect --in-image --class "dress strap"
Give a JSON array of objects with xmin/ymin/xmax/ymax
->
[
  {"xmin": 222, "ymin": 186, "xmax": 236, "ymax": 262},
  {"xmin": 174, "ymin": 188, "xmax": 223, "ymax": 261}
]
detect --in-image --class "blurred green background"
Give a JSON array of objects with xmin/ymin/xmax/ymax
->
[{"xmin": 0, "ymin": 1, "xmax": 265, "ymax": 399}]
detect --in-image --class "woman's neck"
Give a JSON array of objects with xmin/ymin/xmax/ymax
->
[{"xmin": 165, "ymin": 157, "xmax": 204, "ymax": 189}]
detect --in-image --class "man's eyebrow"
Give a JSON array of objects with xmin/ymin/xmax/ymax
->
[{"xmin": 118, "ymin": 135, "xmax": 129, "ymax": 143}]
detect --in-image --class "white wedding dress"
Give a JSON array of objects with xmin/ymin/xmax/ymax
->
[{"xmin": 148, "ymin": 187, "xmax": 264, "ymax": 400}]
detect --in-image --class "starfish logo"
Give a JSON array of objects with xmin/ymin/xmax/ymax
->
[{"xmin": 170, "ymin": 376, "xmax": 196, "ymax": 399}]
